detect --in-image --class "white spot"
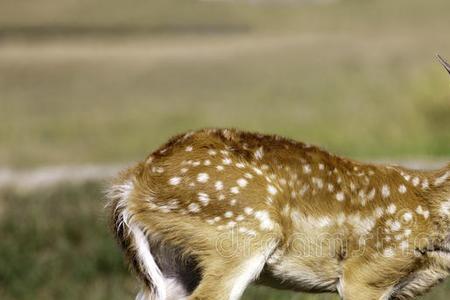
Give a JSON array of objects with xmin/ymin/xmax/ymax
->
[
  {"xmin": 383, "ymin": 248, "xmax": 395, "ymax": 258},
  {"xmin": 203, "ymin": 160, "xmax": 211, "ymax": 166},
  {"xmin": 435, "ymin": 172, "xmax": 449, "ymax": 186},
  {"xmin": 252, "ymin": 167, "xmax": 263, "ymax": 175},
  {"xmin": 239, "ymin": 227, "xmax": 256, "ymax": 237},
  {"xmin": 254, "ymin": 210, "xmax": 274, "ymax": 230},
  {"xmin": 390, "ymin": 221, "xmax": 401, "ymax": 232},
  {"xmin": 214, "ymin": 216, "xmax": 222, "ymax": 222},
  {"xmin": 441, "ymin": 200, "xmax": 450, "ymax": 215},
  {"xmin": 230, "ymin": 187, "xmax": 240, "ymax": 194},
  {"xmin": 312, "ymin": 177, "xmax": 324, "ymax": 189},
  {"xmin": 400, "ymin": 241, "xmax": 409, "ymax": 250},
  {"xmin": 185, "ymin": 146, "xmax": 193, "ymax": 152},
  {"xmin": 224, "ymin": 211, "xmax": 234, "ymax": 218},
  {"xmin": 316, "ymin": 217, "xmax": 333, "ymax": 228},
  {"xmin": 412, "ymin": 177, "xmax": 420, "ymax": 187},
  {"xmin": 387, "ymin": 204, "xmax": 397, "ymax": 215},
  {"xmin": 222, "ymin": 158, "xmax": 232, "ymax": 165},
  {"xmin": 220, "ymin": 150, "xmax": 229, "ymax": 156},
  {"xmin": 358, "ymin": 190, "xmax": 366, "ymax": 201},
  {"xmin": 180, "ymin": 168, "xmax": 188, "ymax": 174},
  {"xmin": 404, "ymin": 229, "xmax": 412, "ymax": 237},
  {"xmin": 198, "ymin": 192, "xmax": 210, "ymax": 206},
  {"xmin": 244, "ymin": 173, "xmax": 253, "ymax": 179},
  {"xmin": 318, "ymin": 163, "xmax": 325, "ymax": 170},
  {"xmin": 416, "ymin": 206, "xmax": 429, "ymax": 219},
  {"xmin": 237, "ymin": 178, "xmax": 248, "ymax": 188},
  {"xmin": 381, "ymin": 185, "xmax": 391, "ymax": 198},
  {"xmin": 416, "ymin": 205, "xmax": 424, "ymax": 215},
  {"xmin": 236, "ymin": 162, "xmax": 246, "ymax": 169},
  {"xmin": 403, "ymin": 212, "xmax": 413, "ymax": 222},
  {"xmin": 398, "ymin": 185, "xmax": 407, "ymax": 194},
  {"xmin": 267, "ymin": 185, "xmax": 278, "ymax": 195},
  {"xmin": 336, "ymin": 192, "xmax": 345, "ymax": 202},
  {"xmin": 218, "ymin": 194, "xmax": 226, "ymax": 201},
  {"xmin": 188, "ymin": 203, "xmax": 200, "ymax": 213},
  {"xmin": 216, "ymin": 165, "xmax": 224, "ymax": 171},
  {"xmin": 337, "ymin": 213, "xmax": 346, "ymax": 226},
  {"xmin": 421, "ymin": 179, "xmax": 429, "ymax": 190},
  {"xmin": 197, "ymin": 173, "xmax": 209, "ymax": 183},
  {"xmin": 244, "ymin": 207, "xmax": 254, "ymax": 215},
  {"xmin": 348, "ymin": 215, "xmax": 376, "ymax": 235},
  {"xmin": 208, "ymin": 149, "xmax": 217, "ymax": 156},
  {"xmin": 236, "ymin": 215, "xmax": 245, "ymax": 221},
  {"xmin": 227, "ymin": 221, "xmax": 236, "ymax": 228},
  {"xmin": 300, "ymin": 184, "xmax": 309, "ymax": 196},
  {"xmin": 327, "ymin": 183, "xmax": 335, "ymax": 192},
  {"xmin": 192, "ymin": 161, "xmax": 201, "ymax": 167},
  {"xmin": 303, "ymin": 164, "xmax": 312, "ymax": 174},
  {"xmin": 375, "ymin": 207, "xmax": 384, "ymax": 218},
  {"xmin": 230, "ymin": 199, "xmax": 237, "ymax": 206},
  {"xmin": 215, "ymin": 181, "xmax": 224, "ymax": 191},
  {"xmin": 254, "ymin": 147, "xmax": 264, "ymax": 160},
  {"xmin": 169, "ymin": 177, "xmax": 181, "ymax": 186}
]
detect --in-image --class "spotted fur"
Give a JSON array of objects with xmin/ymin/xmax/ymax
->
[{"xmin": 107, "ymin": 128, "xmax": 450, "ymax": 300}]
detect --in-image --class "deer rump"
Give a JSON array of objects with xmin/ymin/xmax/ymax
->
[{"xmin": 109, "ymin": 179, "xmax": 202, "ymax": 300}]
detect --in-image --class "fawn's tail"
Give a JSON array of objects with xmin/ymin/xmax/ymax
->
[{"xmin": 107, "ymin": 167, "xmax": 167, "ymax": 300}]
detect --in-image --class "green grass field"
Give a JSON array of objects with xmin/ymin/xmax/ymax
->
[
  {"xmin": 0, "ymin": 0, "xmax": 449, "ymax": 299},
  {"xmin": 0, "ymin": 182, "xmax": 448, "ymax": 300}
]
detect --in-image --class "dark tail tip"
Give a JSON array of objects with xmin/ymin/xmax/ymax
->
[{"xmin": 437, "ymin": 54, "xmax": 450, "ymax": 75}]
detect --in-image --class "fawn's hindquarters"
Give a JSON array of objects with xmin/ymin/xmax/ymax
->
[{"xmin": 107, "ymin": 165, "xmax": 281, "ymax": 300}]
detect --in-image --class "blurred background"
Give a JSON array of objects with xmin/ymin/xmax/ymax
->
[{"xmin": 0, "ymin": 0, "xmax": 449, "ymax": 299}]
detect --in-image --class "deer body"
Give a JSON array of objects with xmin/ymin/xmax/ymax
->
[{"xmin": 108, "ymin": 128, "xmax": 450, "ymax": 300}]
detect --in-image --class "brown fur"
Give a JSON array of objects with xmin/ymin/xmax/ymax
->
[{"xmin": 107, "ymin": 128, "xmax": 450, "ymax": 300}]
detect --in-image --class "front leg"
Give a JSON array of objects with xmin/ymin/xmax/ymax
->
[
  {"xmin": 340, "ymin": 253, "xmax": 419, "ymax": 300},
  {"xmin": 188, "ymin": 236, "xmax": 279, "ymax": 300},
  {"xmin": 339, "ymin": 275, "xmax": 392, "ymax": 300},
  {"xmin": 389, "ymin": 253, "xmax": 450, "ymax": 299}
]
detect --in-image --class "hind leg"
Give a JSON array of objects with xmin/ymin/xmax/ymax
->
[{"xmin": 188, "ymin": 239, "xmax": 278, "ymax": 300}]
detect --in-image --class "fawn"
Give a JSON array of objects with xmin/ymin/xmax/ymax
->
[{"xmin": 107, "ymin": 59, "xmax": 450, "ymax": 300}]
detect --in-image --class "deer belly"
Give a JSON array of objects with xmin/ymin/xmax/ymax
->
[{"xmin": 260, "ymin": 252, "xmax": 340, "ymax": 293}]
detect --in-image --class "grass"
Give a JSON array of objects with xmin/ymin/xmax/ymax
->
[
  {"xmin": 0, "ymin": 182, "xmax": 448, "ymax": 300},
  {"xmin": 0, "ymin": 0, "xmax": 450, "ymax": 168}
]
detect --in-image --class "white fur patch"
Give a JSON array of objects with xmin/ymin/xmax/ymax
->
[
  {"xmin": 169, "ymin": 177, "xmax": 181, "ymax": 186},
  {"xmin": 197, "ymin": 173, "xmax": 209, "ymax": 183},
  {"xmin": 130, "ymin": 223, "xmax": 166, "ymax": 300},
  {"xmin": 435, "ymin": 171, "xmax": 449, "ymax": 186},
  {"xmin": 381, "ymin": 185, "xmax": 391, "ymax": 198},
  {"xmin": 254, "ymin": 210, "xmax": 274, "ymax": 230},
  {"xmin": 228, "ymin": 243, "xmax": 277, "ymax": 300}
]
